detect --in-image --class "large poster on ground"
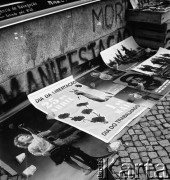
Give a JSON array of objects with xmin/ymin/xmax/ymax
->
[{"xmin": 28, "ymin": 76, "xmax": 146, "ymax": 143}]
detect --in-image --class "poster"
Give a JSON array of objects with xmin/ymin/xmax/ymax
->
[
  {"xmin": 100, "ymin": 36, "xmax": 147, "ymax": 71},
  {"xmin": 114, "ymin": 71, "xmax": 170, "ymax": 96},
  {"xmin": 0, "ymin": 0, "xmax": 80, "ymax": 21},
  {"xmin": 132, "ymin": 47, "xmax": 170, "ymax": 79},
  {"xmin": 28, "ymin": 76, "xmax": 146, "ymax": 143}
]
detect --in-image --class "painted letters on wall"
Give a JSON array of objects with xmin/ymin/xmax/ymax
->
[{"xmin": 0, "ymin": 0, "xmax": 129, "ymax": 110}]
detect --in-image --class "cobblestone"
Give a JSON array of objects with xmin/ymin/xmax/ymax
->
[
  {"xmin": 142, "ymin": 127, "xmax": 151, "ymax": 132},
  {"xmin": 165, "ymin": 146, "xmax": 170, "ymax": 152},
  {"xmin": 164, "ymin": 113, "xmax": 170, "ymax": 117},
  {"xmin": 150, "ymin": 141, "xmax": 158, "ymax": 146},
  {"xmin": 139, "ymin": 135, "xmax": 146, "ymax": 140},
  {"xmin": 154, "ymin": 120, "xmax": 162, "ymax": 125},
  {"xmin": 151, "ymin": 110, "xmax": 158, "ymax": 115},
  {"xmin": 145, "ymin": 132, "xmax": 154, "ymax": 137},
  {"xmin": 151, "ymin": 158, "xmax": 162, "ymax": 164},
  {"xmin": 118, "ymin": 151, "xmax": 129, "ymax": 157},
  {"xmin": 158, "ymin": 140, "xmax": 170, "ymax": 146},
  {"xmin": 147, "ymin": 116, "xmax": 156, "ymax": 121},
  {"xmin": 127, "ymin": 147, "xmax": 137, "ymax": 153},
  {"xmin": 139, "ymin": 152, "xmax": 147, "ymax": 156},
  {"xmin": 128, "ymin": 129, "xmax": 135, "ymax": 135},
  {"xmin": 163, "ymin": 123, "xmax": 170, "ymax": 128},
  {"xmin": 135, "ymin": 130, "xmax": 143, "ymax": 134},
  {"xmin": 153, "ymin": 146, "xmax": 163, "ymax": 150},
  {"xmin": 161, "ymin": 157, "xmax": 170, "ymax": 164},
  {"xmin": 161, "ymin": 129, "xmax": 169, "ymax": 135},
  {"xmin": 148, "ymin": 152, "xmax": 158, "ymax": 159},
  {"xmin": 134, "ymin": 141, "xmax": 143, "ymax": 147},
  {"xmin": 121, "ymin": 157, "xmax": 131, "ymax": 163},
  {"xmin": 132, "ymin": 135, "xmax": 138, "ymax": 141},
  {"xmin": 122, "ymin": 135, "xmax": 131, "ymax": 141},
  {"xmin": 150, "ymin": 127, "xmax": 158, "ymax": 131},
  {"xmin": 153, "ymin": 131, "xmax": 162, "ymax": 137},
  {"xmin": 137, "ymin": 147, "xmax": 146, "ymax": 152},
  {"xmin": 130, "ymin": 153, "xmax": 140, "ymax": 160},
  {"xmin": 157, "ymin": 150, "xmax": 168, "ymax": 157},
  {"xmin": 148, "ymin": 137, "xmax": 157, "ymax": 142},
  {"xmin": 165, "ymin": 134, "xmax": 170, "ymax": 139}
]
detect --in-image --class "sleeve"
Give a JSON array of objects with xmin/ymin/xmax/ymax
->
[{"xmin": 28, "ymin": 143, "xmax": 43, "ymax": 156}]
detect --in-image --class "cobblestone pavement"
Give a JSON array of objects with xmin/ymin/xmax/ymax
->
[{"xmin": 109, "ymin": 94, "xmax": 170, "ymax": 180}]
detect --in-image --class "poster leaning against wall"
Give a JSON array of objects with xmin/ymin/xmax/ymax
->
[{"xmin": 28, "ymin": 76, "xmax": 146, "ymax": 143}]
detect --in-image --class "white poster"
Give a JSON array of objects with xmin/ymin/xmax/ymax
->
[{"xmin": 28, "ymin": 76, "xmax": 146, "ymax": 143}]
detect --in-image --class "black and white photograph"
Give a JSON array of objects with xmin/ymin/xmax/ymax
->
[
  {"xmin": 77, "ymin": 68, "xmax": 126, "ymax": 95},
  {"xmin": 2, "ymin": 0, "xmax": 170, "ymax": 180}
]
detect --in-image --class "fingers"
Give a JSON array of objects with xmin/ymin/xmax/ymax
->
[{"xmin": 46, "ymin": 112, "xmax": 56, "ymax": 120}]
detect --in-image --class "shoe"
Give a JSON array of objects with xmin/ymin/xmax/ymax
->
[{"xmin": 83, "ymin": 168, "xmax": 92, "ymax": 175}]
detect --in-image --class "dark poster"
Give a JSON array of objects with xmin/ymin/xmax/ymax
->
[{"xmin": 0, "ymin": 0, "xmax": 80, "ymax": 21}]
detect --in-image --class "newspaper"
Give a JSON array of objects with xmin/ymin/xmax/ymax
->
[{"xmin": 28, "ymin": 76, "xmax": 146, "ymax": 143}]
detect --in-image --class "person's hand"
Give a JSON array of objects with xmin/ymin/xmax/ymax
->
[
  {"xmin": 37, "ymin": 130, "xmax": 51, "ymax": 137},
  {"xmin": 105, "ymin": 96, "xmax": 113, "ymax": 101},
  {"xmin": 46, "ymin": 112, "xmax": 56, "ymax": 120}
]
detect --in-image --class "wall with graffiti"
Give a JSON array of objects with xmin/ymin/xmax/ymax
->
[{"xmin": 0, "ymin": 0, "xmax": 129, "ymax": 110}]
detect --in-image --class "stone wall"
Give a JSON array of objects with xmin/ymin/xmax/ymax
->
[{"xmin": 0, "ymin": 0, "xmax": 129, "ymax": 108}]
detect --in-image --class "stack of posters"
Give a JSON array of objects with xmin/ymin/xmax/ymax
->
[
  {"xmin": 100, "ymin": 36, "xmax": 170, "ymax": 108},
  {"xmin": 28, "ymin": 36, "xmax": 170, "ymax": 143}
]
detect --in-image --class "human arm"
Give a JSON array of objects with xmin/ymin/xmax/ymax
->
[{"xmin": 73, "ymin": 90, "xmax": 112, "ymax": 102}]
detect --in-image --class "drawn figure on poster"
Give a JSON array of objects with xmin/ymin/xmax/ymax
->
[
  {"xmin": 151, "ymin": 54, "xmax": 170, "ymax": 66},
  {"xmin": 119, "ymin": 73, "xmax": 162, "ymax": 91},
  {"xmin": 138, "ymin": 65, "xmax": 163, "ymax": 74},
  {"xmin": 109, "ymin": 45, "xmax": 143, "ymax": 67},
  {"xmin": 121, "ymin": 45, "xmax": 137, "ymax": 58},
  {"xmin": 58, "ymin": 101, "xmax": 108, "ymax": 124}
]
